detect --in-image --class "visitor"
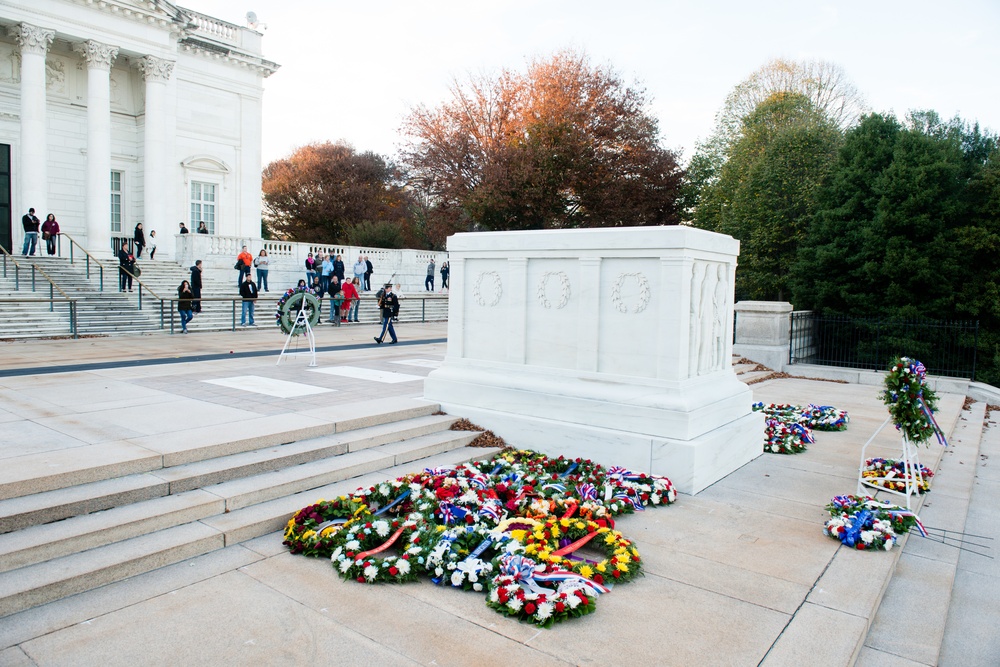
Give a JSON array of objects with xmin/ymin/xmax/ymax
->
[
  {"xmin": 147, "ymin": 230, "xmax": 157, "ymax": 260},
  {"xmin": 41, "ymin": 213, "xmax": 59, "ymax": 256},
  {"xmin": 320, "ymin": 253, "xmax": 334, "ymax": 294},
  {"xmin": 342, "ymin": 277, "xmax": 360, "ymax": 322},
  {"xmin": 425, "ymin": 258, "xmax": 435, "ymax": 291},
  {"xmin": 333, "ymin": 254, "xmax": 345, "ymax": 283},
  {"xmin": 178, "ymin": 222, "xmax": 189, "ymax": 234},
  {"xmin": 327, "ymin": 276, "xmax": 343, "ymax": 325},
  {"xmin": 133, "ymin": 223, "xmax": 146, "ymax": 258},
  {"xmin": 373, "ymin": 283, "xmax": 398, "ymax": 344},
  {"xmin": 364, "ymin": 255, "xmax": 374, "ymax": 291},
  {"xmin": 197, "ymin": 221, "xmax": 209, "ymax": 234},
  {"xmin": 21, "ymin": 207, "xmax": 39, "ymax": 256},
  {"xmin": 190, "ymin": 260, "xmax": 203, "ymax": 312},
  {"xmin": 177, "ymin": 280, "xmax": 194, "ymax": 333},
  {"xmin": 236, "ymin": 245, "xmax": 253, "ymax": 286},
  {"xmin": 118, "ymin": 244, "xmax": 135, "ymax": 292},
  {"xmin": 353, "ymin": 255, "xmax": 366, "ymax": 289},
  {"xmin": 254, "ymin": 249, "xmax": 270, "ymax": 291},
  {"xmin": 440, "ymin": 261, "xmax": 449, "ymax": 291},
  {"xmin": 305, "ymin": 252, "xmax": 317, "ymax": 284},
  {"xmin": 239, "ymin": 272, "xmax": 258, "ymax": 327}
]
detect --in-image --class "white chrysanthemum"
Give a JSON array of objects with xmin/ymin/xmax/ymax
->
[
  {"xmin": 451, "ymin": 571, "xmax": 465, "ymax": 586},
  {"xmin": 379, "ymin": 484, "xmax": 390, "ymax": 496},
  {"xmin": 364, "ymin": 565, "xmax": 378, "ymax": 580},
  {"xmin": 435, "ymin": 567, "xmax": 443, "ymax": 576},
  {"xmin": 396, "ymin": 559, "xmax": 411, "ymax": 575},
  {"xmin": 505, "ymin": 583, "xmax": 520, "ymax": 593},
  {"xmin": 860, "ymin": 531, "xmax": 875, "ymax": 545},
  {"xmin": 330, "ymin": 547, "xmax": 343, "ymax": 562},
  {"xmin": 338, "ymin": 559, "xmax": 352, "ymax": 573},
  {"xmin": 373, "ymin": 520, "xmax": 390, "ymax": 538},
  {"xmin": 473, "ymin": 583, "xmax": 483, "ymax": 592},
  {"xmin": 345, "ymin": 540, "xmax": 360, "ymax": 551},
  {"xmin": 507, "ymin": 598, "xmax": 522, "ymax": 612},
  {"xmin": 883, "ymin": 538, "xmax": 894, "ymax": 551},
  {"xmin": 536, "ymin": 602, "xmax": 554, "ymax": 620},
  {"xmin": 566, "ymin": 594, "xmax": 581, "ymax": 609},
  {"xmin": 489, "ymin": 588, "xmax": 499, "ymax": 602}
]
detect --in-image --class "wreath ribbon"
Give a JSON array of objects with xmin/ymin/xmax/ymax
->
[
  {"xmin": 918, "ymin": 397, "xmax": 948, "ymax": 446},
  {"xmin": 356, "ymin": 525, "xmax": 406, "ymax": 559}
]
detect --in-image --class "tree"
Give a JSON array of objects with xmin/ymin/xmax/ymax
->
[
  {"xmin": 694, "ymin": 92, "xmax": 843, "ymax": 299},
  {"xmin": 686, "ymin": 59, "xmax": 866, "ymax": 216},
  {"xmin": 262, "ymin": 142, "xmax": 413, "ymax": 244},
  {"xmin": 399, "ymin": 50, "xmax": 684, "ymax": 235}
]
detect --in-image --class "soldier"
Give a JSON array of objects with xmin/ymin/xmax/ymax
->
[{"xmin": 373, "ymin": 283, "xmax": 399, "ymax": 344}]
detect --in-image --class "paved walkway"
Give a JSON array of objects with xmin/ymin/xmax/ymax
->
[{"xmin": 0, "ymin": 323, "xmax": 994, "ymax": 666}]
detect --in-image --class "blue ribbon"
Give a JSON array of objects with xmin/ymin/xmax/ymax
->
[
  {"xmin": 372, "ymin": 489, "xmax": 410, "ymax": 516},
  {"xmin": 840, "ymin": 509, "xmax": 873, "ymax": 547}
]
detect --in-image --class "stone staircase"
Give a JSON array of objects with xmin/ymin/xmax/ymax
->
[
  {"xmin": 0, "ymin": 255, "xmax": 450, "ymax": 338},
  {"xmin": 0, "ymin": 398, "xmax": 496, "ymax": 619}
]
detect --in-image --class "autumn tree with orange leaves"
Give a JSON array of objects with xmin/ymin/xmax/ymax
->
[
  {"xmin": 262, "ymin": 141, "xmax": 413, "ymax": 245},
  {"xmin": 400, "ymin": 50, "xmax": 684, "ymax": 241}
]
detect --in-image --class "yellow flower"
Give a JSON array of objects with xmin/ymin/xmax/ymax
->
[
  {"xmin": 559, "ymin": 518, "xmax": 571, "ymax": 528},
  {"xmin": 575, "ymin": 521, "xmax": 586, "ymax": 530},
  {"xmin": 436, "ymin": 525, "xmax": 447, "ymax": 532},
  {"xmin": 579, "ymin": 565, "xmax": 594, "ymax": 579},
  {"xmin": 605, "ymin": 533, "xmax": 617, "ymax": 545},
  {"xmin": 617, "ymin": 563, "xmax": 629, "ymax": 572},
  {"xmin": 525, "ymin": 544, "xmax": 538, "ymax": 555},
  {"xmin": 596, "ymin": 562, "xmax": 607, "ymax": 573},
  {"xmin": 631, "ymin": 548, "xmax": 640, "ymax": 558},
  {"xmin": 533, "ymin": 531, "xmax": 545, "ymax": 541},
  {"xmin": 510, "ymin": 529, "xmax": 527, "ymax": 542},
  {"xmin": 302, "ymin": 530, "xmax": 316, "ymax": 540},
  {"xmin": 537, "ymin": 549, "xmax": 551, "ymax": 561}
]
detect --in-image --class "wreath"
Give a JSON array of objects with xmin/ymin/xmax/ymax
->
[
  {"xmin": 518, "ymin": 517, "xmax": 641, "ymax": 585},
  {"xmin": 762, "ymin": 417, "xmax": 814, "ymax": 454},
  {"xmin": 330, "ymin": 515, "xmax": 434, "ymax": 584},
  {"xmin": 283, "ymin": 496, "xmax": 369, "ymax": 557},
  {"xmin": 861, "ymin": 458, "xmax": 933, "ymax": 494},
  {"xmin": 486, "ymin": 554, "xmax": 602, "ymax": 627},
  {"xmin": 752, "ymin": 402, "xmax": 850, "ymax": 431},
  {"xmin": 879, "ymin": 357, "xmax": 944, "ymax": 444},
  {"xmin": 424, "ymin": 525, "xmax": 513, "ymax": 591},
  {"xmin": 274, "ymin": 287, "xmax": 321, "ymax": 335},
  {"xmin": 822, "ymin": 495, "xmax": 922, "ymax": 551}
]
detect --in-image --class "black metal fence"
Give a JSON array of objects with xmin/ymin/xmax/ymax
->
[{"xmin": 789, "ymin": 312, "xmax": 979, "ymax": 380}]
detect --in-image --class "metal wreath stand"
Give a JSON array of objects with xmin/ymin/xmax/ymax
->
[
  {"xmin": 856, "ymin": 416, "xmax": 926, "ymax": 510},
  {"xmin": 277, "ymin": 292, "xmax": 319, "ymax": 367}
]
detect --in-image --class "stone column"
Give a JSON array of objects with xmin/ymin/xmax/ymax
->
[
  {"xmin": 76, "ymin": 40, "xmax": 119, "ymax": 253},
  {"xmin": 733, "ymin": 301, "xmax": 793, "ymax": 371},
  {"xmin": 10, "ymin": 23, "xmax": 54, "ymax": 222},
  {"xmin": 137, "ymin": 56, "xmax": 174, "ymax": 244}
]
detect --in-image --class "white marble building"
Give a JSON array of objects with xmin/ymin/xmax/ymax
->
[{"xmin": 0, "ymin": 0, "xmax": 277, "ymax": 257}]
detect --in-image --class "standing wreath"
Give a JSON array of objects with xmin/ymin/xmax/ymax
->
[
  {"xmin": 879, "ymin": 357, "xmax": 944, "ymax": 445},
  {"xmin": 274, "ymin": 287, "xmax": 321, "ymax": 335}
]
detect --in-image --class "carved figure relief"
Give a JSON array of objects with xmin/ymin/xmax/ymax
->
[
  {"xmin": 473, "ymin": 271, "xmax": 502, "ymax": 307},
  {"xmin": 689, "ymin": 261, "xmax": 724, "ymax": 376},
  {"xmin": 611, "ymin": 272, "xmax": 651, "ymax": 314},
  {"xmin": 0, "ymin": 47, "xmax": 19, "ymax": 84},
  {"xmin": 536, "ymin": 271, "xmax": 570, "ymax": 309},
  {"xmin": 45, "ymin": 58, "xmax": 66, "ymax": 95}
]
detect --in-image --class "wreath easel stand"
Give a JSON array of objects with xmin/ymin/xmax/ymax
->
[
  {"xmin": 857, "ymin": 417, "xmax": 924, "ymax": 511},
  {"xmin": 278, "ymin": 306, "xmax": 317, "ymax": 367}
]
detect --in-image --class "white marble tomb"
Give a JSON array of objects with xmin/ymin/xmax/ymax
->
[{"xmin": 423, "ymin": 226, "xmax": 763, "ymax": 494}]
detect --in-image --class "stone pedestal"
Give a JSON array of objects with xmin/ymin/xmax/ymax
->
[
  {"xmin": 423, "ymin": 227, "xmax": 762, "ymax": 494},
  {"xmin": 733, "ymin": 301, "xmax": 793, "ymax": 372}
]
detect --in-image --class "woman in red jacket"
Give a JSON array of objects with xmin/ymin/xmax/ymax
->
[
  {"xmin": 41, "ymin": 214, "xmax": 60, "ymax": 256},
  {"xmin": 341, "ymin": 277, "xmax": 360, "ymax": 322}
]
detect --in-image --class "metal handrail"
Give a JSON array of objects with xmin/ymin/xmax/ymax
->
[
  {"xmin": 0, "ymin": 245, "xmax": 22, "ymax": 289},
  {"xmin": 60, "ymin": 232, "xmax": 105, "ymax": 290},
  {"xmin": 165, "ymin": 296, "xmax": 245, "ymax": 333},
  {"xmin": 0, "ymin": 296, "xmax": 78, "ymax": 338}
]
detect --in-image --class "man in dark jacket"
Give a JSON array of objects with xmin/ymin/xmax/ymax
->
[
  {"xmin": 364, "ymin": 255, "xmax": 374, "ymax": 292},
  {"xmin": 118, "ymin": 245, "xmax": 134, "ymax": 292},
  {"xmin": 373, "ymin": 283, "xmax": 398, "ymax": 344},
  {"xmin": 239, "ymin": 272, "xmax": 258, "ymax": 326},
  {"xmin": 21, "ymin": 208, "xmax": 39, "ymax": 256},
  {"xmin": 190, "ymin": 260, "xmax": 203, "ymax": 312}
]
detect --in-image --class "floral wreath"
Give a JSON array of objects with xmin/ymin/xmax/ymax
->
[
  {"xmin": 752, "ymin": 402, "xmax": 850, "ymax": 431},
  {"xmin": 861, "ymin": 458, "xmax": 933, "ymax": 494},
  {"xmin": 878, "ymin": 357, "xmax": 944, "ymax": 445},
  {"xmin": 762, "ymin": 417, "xmax": 813, "ymax": 454},
  {"xmin": 822, "ymin": 495, "xmax": 924, "ymax": 551},
  {"xmin": 486, "ymin": 553, "xmax": 602, "ymax": 627},
  {"xmin": 424, "ymin": 524, "xmax": 514, "ymax": 591},
  {"xmin": 274, "ymin": 287, "xmax": 321, "ymax": 335},
  {"xmin": 283, "ymin": 496, "xmax": 369, "ymax": 557},
  {"xmin": 517, "ymin": 517, "xmax": 641, "ymax": 585},
  {"xmin": 330, "ymin": 515, "xmax": 433, "ymax": 584}
]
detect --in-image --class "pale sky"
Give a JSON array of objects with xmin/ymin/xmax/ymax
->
[{"xmin": 183, "ymin": 0, "xmax": 1000, "ymax": 167}]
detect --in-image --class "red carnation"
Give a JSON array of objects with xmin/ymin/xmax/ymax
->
[
  {"xmin": 613, "ymin": 570, "xmax": 621, "ymax": 579},
  {"xmin": 356, "ymin": 576, "xmax": 365, "ymax": 582},
  {"xmin": 389, "ymin": 566, "xmax": 399, "ymax": 576},
  {"xmin": 465, "ymin": 514, "xmax": 475, "ymax": 525},
  {"xmin": 555, "ymin": 602, "xmax": 565, "ymax": 613},
  {"xmin": 498, "ymin": 589, "xmax": 509, "ymax": 602},
  {"xmin": 593, "ymin": 574, "xmax": 604, "ymax": 584},
  {"xmin": 524, "ymin": 603, "xmax": 536, "ymax": 615}
]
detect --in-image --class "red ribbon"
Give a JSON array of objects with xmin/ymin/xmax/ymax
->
[
  {"xmin": 552, "ymin": 531, "xmax": 598, "ymax": 557},
  {"xmin": 357, "ymin": 526, "xmax": 405, "ymax": 559}
]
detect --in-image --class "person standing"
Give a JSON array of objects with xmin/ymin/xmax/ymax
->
[
  {"xmin": 190, "ymin": 260, "xmax": 203, "ymax": 313},
  {"xmin": 352, "ymin": 255, "xmax": 366, "ymax": 289},
  {"xmin": 305, "ymin": 252, "xmax": 317, "ymax": 284},
  {"xmin": 147, "ymin": 230, "xmax": 157, "ymax": 260},
  {"xmin": 118, "ymin": 244, "xmax": 135, "ymax": 292},
  {"xmin": 425, "ymin": 258, "xmax": 436, "ymax": 291},
  {"xmin": 197, "ymin": 221, "xmax": 209, "ymax": 234},
  {"xmin": 333, "ymin": 254, "xmax": 345, "ymax": 283},
  {"xmin": 236, "ymin": 245, "xmax": 253, "ymax": 286},
  {"xmin": 373, "ymin": 283, "xmax": 398, "ymax": 344},
  {"xmin": 41, "ymin": 213, "xmax": 60, "ymax": 256},
  {"xmin": 254, "ymin": 249, "xmax": 270, "ymax": 291},
  {"xmin": 178, "ymin": 222, "xmax": 189, "ymax": 234},
  {"xmin": 342, "ymin": 277, "xmax": 360, "ymax": 322},
  {"xmin": 133, "ymin": 223, "xmax": 146, "ymax": 258},
  {"xmin": 320, "ymin": 253, "xmax": 334, "ymax": 294},
  {"xmin": 327, "ymin": 276, "xmax": 343, "ymax": 325},
  {"xmin": 239, "ymin": 272, "xmax": 258, "ymax": 327},
  {"xmin": 364, "ymin": 255, "xmax": 374, "ymax": 291},
  {"xmin": 440, "ymin": 261, "xmax": 450, "ymax": 291},
  {"xmin": 177, "ymin": 280, "xmax": 194, "ymax": 333},
  {"xmin": 21, "ymin": 208, "xmax": 39, "ymax": 256}
]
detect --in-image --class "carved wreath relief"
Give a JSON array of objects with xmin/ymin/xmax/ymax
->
[
  {"xmin": 536, "ymin": 271, "xmax": 571, "ymax": 309},
  {"xmin": 612, "ymin": 272, "xmax": 651, "ymax": 314},
  {"xmin": 473, "ymin": 271, "xmax": 503, "ymax": 307},
  {"xmin": 689, "ymin": 262, "xmax": 729, "ymax": 376}
]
